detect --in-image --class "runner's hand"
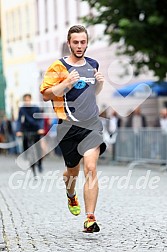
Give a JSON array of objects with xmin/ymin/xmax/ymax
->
[
  {"xmin": 66, "ymin": 69, "xmax": 80, "ymax": 87},
  {"xmin": 94, "ymin": 69, "xmax": 104, "ymax": 85}
]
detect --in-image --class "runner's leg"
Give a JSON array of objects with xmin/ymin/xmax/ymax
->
[
  {"xmin": 63, "ymin": 164, "xmax": 80, "ymax": 194},
  {"xmin": 83, "ymin": 147, "xmax": 100, "ymax": 214}
]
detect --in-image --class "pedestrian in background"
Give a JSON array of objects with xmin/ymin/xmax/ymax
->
[
  {"xmin": 16, "ymin": 94, "xmax": 44, "ymax": 176},
  {"xmin": 0, "ymin": 119, "xmax": 6, "ymax": 154},
  {"xmin": 40, "ymin": 25, "xmax": 106, "ymax": 233},
  {"xmin": 0, "ymin": 116, "xmax": 17, "ymax": 154},
  {"xmin": 154, "ymin": 107, "xmax": 167, "ymax": 132},
  {"xmin": 107, "ymin": 109, "xmax": 122, "ymax": 161},
  {"xmin": 126, "ymin": 107, "xmax": 147, "ymax": 130},
  {"xmin": 154, "ymin": 107, "xmax": 167, "ymax": 163}
]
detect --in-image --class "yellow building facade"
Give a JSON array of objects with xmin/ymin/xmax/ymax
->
[{"xmin": 1, "ymin": 0, "xmax": 37, "ymax": 118}]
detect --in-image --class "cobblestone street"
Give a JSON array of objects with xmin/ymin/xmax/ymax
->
[{"xmin": 0, "ymin": 154, "xmax": 167, "ymax": 252}]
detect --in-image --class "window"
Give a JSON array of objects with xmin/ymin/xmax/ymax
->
[
  {"xmin": 45, "ymin": 40, "xmax": 49, "ymax": 52},
  {"xmin": 14, "ymin": 8, "xmax": 21, "ymax": 40},
  {"xmin": 36, "ymin": 0, "xmax": 40, "ymax": 35},
  {"xmin": 53, "ymin": 0, "xmax": 58, "ymax": 29},
  {"xmin": 18, "ymin": 8, "xmax": 22, "ymax": 40},
  {"xmin": 5, "ymin": 13, "xmax": 10, "ymax": 43},
  {"xmin": 25, "ymin": 5, "xmax": 30, "ymax": 38},
  {"xmin": 12, "ymin": 11, "xmax": 15, "ymax": 41},
  {"xmin": 44, "ymin": 0, "xmax": 48, "ymax": 33},
  {"xmin": 76, "ymin": 0, "xmax": 81, "ymax": 21},
  {"xmin": 64, "ymin": 0, "xmax": 69, "ymax": 26}
]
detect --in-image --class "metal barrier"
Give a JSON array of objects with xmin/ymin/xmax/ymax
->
[
  {"xmin": 115, "ymin": 128, "xmax": 167, "ymax": 167},
  {"xmin": 0, "ymin": 141, "xmax": 18, "ymax": 149},
  {"xmin": 0, "ymin": 136, "xmax": 24, "ymax": 154}
]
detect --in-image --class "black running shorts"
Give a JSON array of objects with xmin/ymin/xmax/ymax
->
[{"xmin": 57, "ymin": 117, "xmax": 106, "ymax": 168}]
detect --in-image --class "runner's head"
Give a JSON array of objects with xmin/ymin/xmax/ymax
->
[
  {"xmin": 67, "ymin": 25, "xmax": 88, "ymax": 42},
  {"xmin": 67, "ymin": 25, "xmax": 88, "ymax": 59}
]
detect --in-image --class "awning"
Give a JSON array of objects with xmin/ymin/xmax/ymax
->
[{"xmin": 113, "ymin": 80, "xmax": 167, "ymax": 97}]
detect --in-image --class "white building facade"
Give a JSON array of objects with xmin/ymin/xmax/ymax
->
[{"xmin": 1, "ymin": 0, "xmax": 156, "ymax": 120}]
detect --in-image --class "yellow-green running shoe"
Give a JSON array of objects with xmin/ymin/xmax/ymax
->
[
  {"xmin": 67, "ymin": 194, "xmax": 81, "ymax": 216},
  {"xmin": 83, "ymin": 214, "xmax": 100, "ymax": 233}
]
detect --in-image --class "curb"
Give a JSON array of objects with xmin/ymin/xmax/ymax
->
[{"xmin": 0, "ymin": 211, "xmax": 6, "ymax": 251}]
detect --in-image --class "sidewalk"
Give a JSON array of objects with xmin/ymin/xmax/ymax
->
[
  {"xmin": 0, "ymin": 211, "xmax": 6, "ymax": 251},
  {"xmin": 0, "ymin": 154, "xmax": 167, "ymax": 252}
]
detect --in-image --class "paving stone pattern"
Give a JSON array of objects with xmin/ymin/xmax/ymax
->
[{"xmin": 0, "ymin": 155, "xmax": 167, "ymax": 252}]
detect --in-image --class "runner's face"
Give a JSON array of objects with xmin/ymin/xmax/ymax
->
[{"xmin": 68, "ymin": 32, "xmax": 88, "ymax": 59}]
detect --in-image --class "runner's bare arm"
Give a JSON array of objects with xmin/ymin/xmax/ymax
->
[
  {"xmin": 42, "ymin": 69, "xmax": 80, "ymax": 101},
  {"xmin": 94, "ymin": 69, "xmax": 104, "ymax": 95}
]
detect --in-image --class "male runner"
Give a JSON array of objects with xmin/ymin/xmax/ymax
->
[{"xmin": 40, "ymin": 25, "xmax": 106, "ymax": 233}]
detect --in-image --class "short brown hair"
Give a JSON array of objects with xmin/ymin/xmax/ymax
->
[
  {"xmin": 67, "ymin": 25, "xmax": 88, "ymax": 42},
  {"xmin": 23, "ymin": 93, "xmax": 31, "ymax": 100}
]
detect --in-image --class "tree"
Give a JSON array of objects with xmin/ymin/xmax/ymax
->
[{"xmin": 82, "ymin": 0, "xmax": 167, "ymax": 81}]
